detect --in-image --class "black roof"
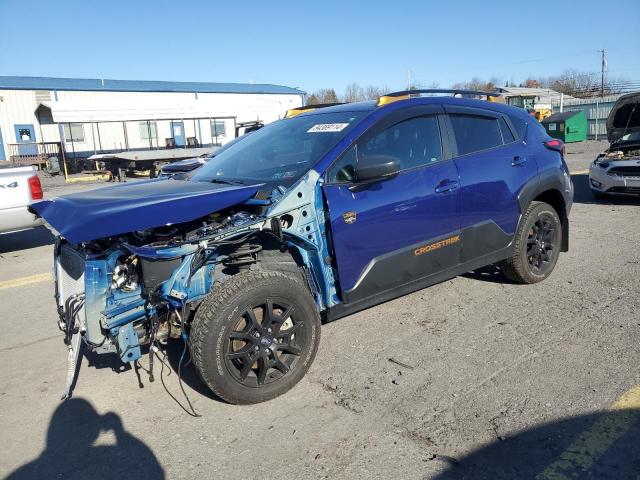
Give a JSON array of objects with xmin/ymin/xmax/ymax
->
[{"xmin": 542, "ymin": 111, "xmax": 582, "ymax": 123}]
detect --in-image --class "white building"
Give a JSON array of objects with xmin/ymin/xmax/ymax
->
[{"xmin": 0, "ymin": 76, "xmax": 305, "ymax": 164}]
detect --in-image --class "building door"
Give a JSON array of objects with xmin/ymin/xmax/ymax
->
[
  {"xmin": 14, "ymin": 124, "xmax": 37, "ymax": 156},
  {"xmin": 170, "ymin": 121, "xmax": 185, "ymax": 147},
  {"xmin": 0, "ymin": 127, "xmax": 5, "ymax": 161}
]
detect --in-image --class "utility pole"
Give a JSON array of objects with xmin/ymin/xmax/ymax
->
[
  {"xmin": 406, "ymin": 69, "xmax": 412, "ymax": 90},
  {"xmin": 600, "ymin": 49, "xmax": 606, "ymax": 97}
]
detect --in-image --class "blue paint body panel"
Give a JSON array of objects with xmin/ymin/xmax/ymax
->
[
  {"xmin": 31, "ymin": 179, "xmax": 261, "ymax": 244},
  {"xmin": 454, "ymin": 141, "xmax": 536, "ymax": 236},
  {"xmin": 323, "ymin": 160, "xmax": 461, "ymax": 291}
]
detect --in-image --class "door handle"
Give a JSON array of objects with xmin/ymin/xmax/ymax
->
[
  {"xmin": 435, "ymin": 180, "xmax": 459, "ymax": 193},
  {"xmin": 512, "ymin": 156, "xmax": 527, "ymax": 167}
]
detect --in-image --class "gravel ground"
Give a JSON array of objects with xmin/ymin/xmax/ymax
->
[{"xmin": 1, "ymin": 142, "xmax": 639, "ymax": 479}]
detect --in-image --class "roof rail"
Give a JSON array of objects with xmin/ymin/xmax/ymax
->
[
  {"xmin": 284, "ymin": 102, "xmax": 344, "ymax": 118},
  {"xmin": 377, "ymin": 89, "xmax": 502, "ymax": 106}
]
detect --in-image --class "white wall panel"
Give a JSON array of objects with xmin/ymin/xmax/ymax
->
[{"xmin": 0, "ymin": 88, "xmax": 303, "ymax": 160}]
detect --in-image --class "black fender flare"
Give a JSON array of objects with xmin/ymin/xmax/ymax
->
[{"xmin": 517, "ymin": 169, "xmax": 570, "ymax": 252}]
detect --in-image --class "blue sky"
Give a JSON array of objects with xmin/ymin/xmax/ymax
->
[{"xmin": 1, "ymin": 0, "xmax": 638, "ymax": 94}]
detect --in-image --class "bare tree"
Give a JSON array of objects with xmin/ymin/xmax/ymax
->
[
  {"xmin": 307, "ymin": 88, "xmax": 339, "ymax": 105},
  {"xmin": 343, "ymin": 83, "xmax": 366, "ymax": 103},
  {"xmin": 520, "ymin": 78, "xmax": 542, "ymax": 88},
  {"xmin": 539, "ymin": 70, "xmax": 626, "ymax": 98},
  {"xmin": 451, "ymin": 77, "xmax": 499, "ymax": 92},
  {"xmin": 364, "ymin": 85, "xmax": 389, "ymax": 100}
]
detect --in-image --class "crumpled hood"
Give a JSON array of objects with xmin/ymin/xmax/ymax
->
[
  {"xmin": 607, "ymin": 92, "xmax": 640, "ymax": 146},
  {"xmin": 31, "ymin": 178, "xmax": 261, "ymax": 244}
]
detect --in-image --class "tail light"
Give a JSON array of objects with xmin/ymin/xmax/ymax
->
[
  {"xmin": 544, "ymin": 139, "xmax": 566, "ymax": 156},
  {"xmin": 28, "ymin": 175, "xmax": 43, "ymax": 200}
]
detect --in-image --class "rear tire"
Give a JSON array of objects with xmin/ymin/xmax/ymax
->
[
  {"xmin": 191, "ymin": 270, "xmax": 321, "ymax": 404},
  {"xmin": 499, "ymin": 201, "xmax": 562, "ymax": 284}
]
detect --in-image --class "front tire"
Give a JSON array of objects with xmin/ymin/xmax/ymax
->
[
  {"xmin": 191, "ymin": 270, "xmax": 321, "ymax": 404},
  {"xmin": 499, "ymin": 201, "xmax": 562, "ymax": 284}
]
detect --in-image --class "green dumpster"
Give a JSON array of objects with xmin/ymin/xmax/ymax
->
[{"xmin": 541, "ymin": 111, "xmax": 588, "ymax": 143}]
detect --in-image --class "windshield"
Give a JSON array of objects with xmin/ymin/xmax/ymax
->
[{"xmin": 191, "ymin": 110, "xmax": 366, "ymax": 188}]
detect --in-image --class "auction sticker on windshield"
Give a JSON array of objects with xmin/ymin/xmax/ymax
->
[{"xmin": 307, "ymin": 123, "xmax": 350, "ymax": 133}]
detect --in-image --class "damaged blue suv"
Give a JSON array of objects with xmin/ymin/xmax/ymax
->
[{"xmin": 33, "ymin": 90, "xmax": 573, "ymax": 404}]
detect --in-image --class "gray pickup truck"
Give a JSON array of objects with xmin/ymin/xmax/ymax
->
[{"xmin": 0, "ymin": 165, "xmax": 44, "ymax": 234}]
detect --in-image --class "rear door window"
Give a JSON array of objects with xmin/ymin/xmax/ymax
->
[{"xmin": 449, "ymin": 114, "xmax": 504, "ymax": 156}]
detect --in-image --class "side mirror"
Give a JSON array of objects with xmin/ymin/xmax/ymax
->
[{"xmin": 354, "ymin": 154, "xmax": 400, "ymax": 183}]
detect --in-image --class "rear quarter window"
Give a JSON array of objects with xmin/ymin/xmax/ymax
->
[
  {"xmin": 508, "ymin": 114, "xmax": 527, "ymax": 140},
  {"xmin": 499, "ymin": 117, "xmax": 515, "ymax": 143}
]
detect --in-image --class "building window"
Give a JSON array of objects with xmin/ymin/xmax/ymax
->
[
  {"xmin": 63, "ymin": 123, "xmax": 85, "ymax": 143},
  {"xmin": 211, "ymin": 120, "xmax": 226, "ymax": 138},
  {"xmin": 139, "ymin": 121, "xmax": 158, "ymax": 140}
]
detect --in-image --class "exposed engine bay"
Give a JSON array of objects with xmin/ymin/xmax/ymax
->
[
  {"xmin": 601, "ymin": 147, "xmax": 640, "ymax": 161},
  {"xmin": 51, "ymin": 175, "xmax": 335, "ymax": 402}
]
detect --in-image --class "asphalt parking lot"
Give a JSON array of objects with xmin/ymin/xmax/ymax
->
[{"xmin": 1, "ymin": 141, "xmax": 639, "ymax": 479}]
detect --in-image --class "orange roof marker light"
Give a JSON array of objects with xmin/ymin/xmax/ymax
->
[{"xmin": 377, "ymin": 89, "xmax": 502, "ymax": 107}]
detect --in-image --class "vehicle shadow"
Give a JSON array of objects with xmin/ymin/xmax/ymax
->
[
  {"xmin": 0, "ymin": 226, "xmax": 54, "ymax": 254},
  {"xmin": 162, "ymin": 339, "xmax": 225, "ymax": 403},
  {"xmin": 572, "ymin": 173, "xmax": 640, "ymax": 205},
  {"xmin": 4, "ymin": 398, "xmax": 165, "ymax": 480},
  {"xmin": 78, "ymin": 340, "xmax": 223, "ymax": 404},
  {"xmin": 462, "ymin": 265, "xmax": 518, "ymax": 285},
  {"xmin": 83, "ymin": 348, "xmax": 131, "ymax": 373},
  {"xmin": 432, "ymin": 408, "xmax": 640, "ymax": 479}
]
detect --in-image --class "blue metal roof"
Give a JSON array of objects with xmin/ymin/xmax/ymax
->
[{"xmin": 0, "ymin": 76, "xmax": 305, "ymax": 95}]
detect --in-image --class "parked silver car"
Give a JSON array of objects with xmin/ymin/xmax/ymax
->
[{"xmin": 589, "ymin": 92, "xmax": 640, "ymax": 198}]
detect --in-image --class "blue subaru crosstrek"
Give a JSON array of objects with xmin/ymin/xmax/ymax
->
[{"xmin": 32, "ymin": 90, "xmax": 573, "ymax": 404}]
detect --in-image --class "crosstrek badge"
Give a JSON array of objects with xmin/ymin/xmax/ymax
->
[{"xmin": 307, "ymin": 123, "xmax": 349, "ymax": 133}]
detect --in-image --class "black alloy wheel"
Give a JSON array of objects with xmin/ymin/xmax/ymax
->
[
  {"xmin": 226, "ymin": 299, "xmax": 305, "ymax": 387},
  {"xmin": 499, "ymin": 201, "xmax": 563, "ymax": 284},
  {"xmin": 191, "ymin": 270, "xmax": 321, "ymax": 404},
  {"xmin": 525, "ymin": 214, "xmax": 558, "ymax": 276}
]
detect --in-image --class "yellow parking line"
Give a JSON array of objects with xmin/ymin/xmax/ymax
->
[
  {"xmin": 570, "ymin": 169, "xmax": 589, "ymax": 176},
  {"xmin": 611, "ymin": 385, "xmax": 640, "ymax": 410},
  {"xmin": 537, "ymin": 384, "xmax": 640, "ymax": 479},
  {"xmin": 0, "ymin": 272, "xmax": 52, "ymax": 291}
]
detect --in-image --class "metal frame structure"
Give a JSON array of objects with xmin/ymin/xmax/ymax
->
[{"xmin": 53, "ymin": 115, "xmax": 240, "ymax": 179}]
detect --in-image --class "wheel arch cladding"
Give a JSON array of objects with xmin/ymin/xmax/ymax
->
[{"xmin": 529, "ymin": 189, "xmax": 569, "ymax": 252}]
